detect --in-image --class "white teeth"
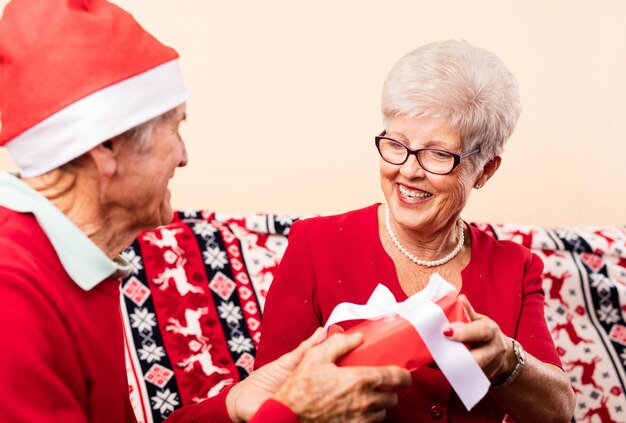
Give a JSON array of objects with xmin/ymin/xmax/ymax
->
[{"xmin": 399, "ymin": 185, "xmax": 432, "ymax": 200}]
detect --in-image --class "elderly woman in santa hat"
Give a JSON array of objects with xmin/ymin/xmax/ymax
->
[{"xmin": 0, "ymin": 0, "xmax": 410, "ymax": 422}]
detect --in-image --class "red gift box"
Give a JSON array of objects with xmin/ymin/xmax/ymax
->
[
  {"xmin": 334, "ymin": 295, "xmax": 468, "ymax": 370},
  {"xmin": 320, "ymin": 275, "xmax": 490, "ymax": 410}
]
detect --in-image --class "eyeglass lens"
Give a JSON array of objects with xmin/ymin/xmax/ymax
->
[{"xmin": 378, "ymin": 138, "xmax": 456, "ymax": 174}]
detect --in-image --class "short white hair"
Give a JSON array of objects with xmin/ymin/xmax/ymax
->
[{"xmin": 382, "ymin": 40, "xmax": 521, "ymax": 163}]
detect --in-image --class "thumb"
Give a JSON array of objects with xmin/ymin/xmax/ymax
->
[
  {"xmin": 274, "ymin": 327, "xmax": 324, "ymax": 369},
  {"xmin": 293, "ymin": 327, "xmax": 324, "ymax": 355},
  {"xmin": 327, "ymin": 324, "xmax": 345, "ymax": 336},
  {"xmin": 306, "ymin": 332, "xmax": 364, "ymax": 364}
]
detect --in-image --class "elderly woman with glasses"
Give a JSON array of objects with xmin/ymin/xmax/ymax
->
[{"xmin": 255, "ymin": 40, "xmax": 575, "ymax": 422}]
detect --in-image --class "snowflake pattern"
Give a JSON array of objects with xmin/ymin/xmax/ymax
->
[
  {"xmin": 558, "ymin": 229, "xmax": 579, "ymax": 243},
  {"xmin": 218, "ymin": 302, "xmax": 243, "ymax": 325},
  {"xmin": 276, "ymin": 215, "xmax": 294, "ymax": 226},
  {"xmin": 556, "ymin": 229, "xmax": 589, "ymax": 253},
  {"xmin": 227, "ymin": 334, "xmax": 254, "ymax": 354},
  {"xmin": 130, "ymin": 307, "xmax": 158, "ymax": 333},
  {"xmin": 138, "ymin": 343, "xmax": 166, "ymax": 363},
  {"xmin": 122, "ymin": 247, "xmax": 144, "ymax": 275},
  {"xmin": 182, "ymin": 209, "xmax": 201, "ymax": 218},
  {"xmin": 590, "ymin": 273, "xmax": 614, "ymax": 294},
  {"xmin": 121, "ymin": 216, "xmax": 626, "ymax": 423},
  {"xmin": 203, "ymin": 246, "xmax": 228, "ymax": 269},
  {"xmin": 193, "ymin": 221, "xmax": 218, "ymax": 239},
  {"xmin": 598, "ymin": 304, "xmax": 620, "ymax": 324},
  {"xmin": 151, "ymin": 388, "xmax": 180, "ymax": 416}
]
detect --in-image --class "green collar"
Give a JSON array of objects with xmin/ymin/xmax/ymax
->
[{"xmin": 0, "ymin": 171, "xmax": 132, "ymax": 290}]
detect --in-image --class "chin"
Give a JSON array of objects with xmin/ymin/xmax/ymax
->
[
  {"xmin": 159, "ymin": 203, "xmax": 175, "ymax": 226},
  {"xmin": 140, "ymin": 203, "xmax": 174, "ymax": 230},
  {"xmin": 389, "ymin": 200, "xmax": 433, "ymax": 230}
]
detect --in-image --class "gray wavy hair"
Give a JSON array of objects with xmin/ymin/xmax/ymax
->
[
  {"xmin": 381, "ymin": 40, "xmax": 521, "ymax": 164},
  {"xmin": 122, "ymin": 107, "xmax": 178, "ymax": 150}
]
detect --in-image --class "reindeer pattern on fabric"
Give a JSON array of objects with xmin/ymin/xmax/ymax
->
[{"xmin": 123, "ymin": 213, "xmax": 626, "ymax": 423}]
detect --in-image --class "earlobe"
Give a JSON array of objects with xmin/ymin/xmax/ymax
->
[{"xmin": 474, "ymin": 156, "xmax": 501, "ymax": 189}]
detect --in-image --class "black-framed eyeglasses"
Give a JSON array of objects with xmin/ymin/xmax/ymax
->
[{"xmin": 374, "ymin": 131, "xmax": 479, "ymax": 175}]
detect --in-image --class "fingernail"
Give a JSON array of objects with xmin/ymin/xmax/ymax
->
[{"xmin": 443, "ymin": 328, "xmax": 453, "ymax": 337}]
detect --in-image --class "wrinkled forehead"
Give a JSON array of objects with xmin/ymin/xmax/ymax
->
[{"xmin": 385, "ymin": 114, "xmax": 463, "ymax": 149}]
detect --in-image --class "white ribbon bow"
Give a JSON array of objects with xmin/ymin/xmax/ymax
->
[{"xmin": 322, "ymin": 273, "xmax": 489, "ymax": 410}]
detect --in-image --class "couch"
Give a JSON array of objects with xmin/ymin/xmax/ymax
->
[{"xmin": 119, "ymin": 209, "xmax": 626, "ymax": 423}]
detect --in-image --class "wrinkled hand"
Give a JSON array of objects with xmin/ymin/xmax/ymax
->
[
  {"xmin": 226, "ymin": 328, "xmax": 325, "ymax": 422},
  {"xmin": 443, "ymin": 294, "xmax": 516, "ymax": 382},
  {"xmin": 274, "ymin": 332, "xmax": 412, "ymax": 423}
]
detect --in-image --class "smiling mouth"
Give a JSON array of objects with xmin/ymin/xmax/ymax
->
[{"xmin": 398, "ymin": 185, "xmax": 432, "ymax": 201}]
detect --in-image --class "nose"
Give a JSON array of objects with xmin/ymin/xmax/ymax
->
[
  {"xmin": 178, "ymin": 136, "xmax": 188, "ymax": 167},
  {"xmin": 399, "ymin": 153, "xmax": 425, "ymax": 178}
]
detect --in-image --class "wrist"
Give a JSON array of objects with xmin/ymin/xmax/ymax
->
[
  {"xmin": 225, "ymin": 383, "xmax": 244, "ymax": 422},
  {"xmin": 273, "ymin": 387, "xmax": 294, "ymax": 414},
  {"xmin": 491, "ymin": 338, "xmax": 526, "ymax": 390},
  {"xmin": 498, "ymin": 342, "xmax": 517, "ymax": 379}
]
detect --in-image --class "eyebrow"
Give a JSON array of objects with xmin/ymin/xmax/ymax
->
[
  {"xmin": 386, "ymin": 131, "xmax": 458, "ymax": 150},
  {"xmin": 385, "ymin": 130, "xmax": 406, "ymax": 140}
]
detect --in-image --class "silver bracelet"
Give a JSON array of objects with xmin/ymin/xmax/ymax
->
[{"xmin": 491, "ymin": 338, "xmax": 526, "ymax": 390}]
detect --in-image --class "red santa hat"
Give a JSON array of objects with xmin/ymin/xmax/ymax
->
[{"xmin": 0, "ymin": 0, "xmax": 188, "ymax": 177}]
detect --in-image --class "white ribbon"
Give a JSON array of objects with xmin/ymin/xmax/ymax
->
[{"xmin": 322, "ymin": 273, "xmax": 489, "ymax": 410}]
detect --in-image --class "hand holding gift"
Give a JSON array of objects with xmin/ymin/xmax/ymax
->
[{"xmin": 322, "ymin": 273, "xmax": 490, "ymax": 410}]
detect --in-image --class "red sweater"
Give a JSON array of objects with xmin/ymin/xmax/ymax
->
[
  {"xmin": 167, "ymin": 390, "xmax": 297, "ymax": 423},
  {"xmin": 256, "ymin": 204, "xmax": 561, "ymax": 422},
  {"xmin": 0, "ymin": 203, "xmax": 297, "ymax": 423},
  {"xmin": 0, "ymin": 207, "xmax": 136, "ymax": 422}
]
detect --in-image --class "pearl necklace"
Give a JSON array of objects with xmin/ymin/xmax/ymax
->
[{"xmin": 384, "ymin": 204, "xmax": 464, "ymax": 267}]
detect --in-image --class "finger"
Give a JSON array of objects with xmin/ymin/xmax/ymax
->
[
  {"xmin": 342, "ymin": 392, "xmax": 398, "ymax": 420},
  {"xmin": 340, "ymin": 409, "xmax": 388, "ymax": 423},
  {"xmin": 363, "ymin": 409, "xmax": 388, "ymax": 423},
  {"xmin": 365, "ymin": 391, "xmax": 399, "ymax": 411},
  {"xmin": 345, "ymin": 365, "xmax": 412, "ymax": 389},
  {"xmin": 376, "ymin": 366, "xmax": 412, "ymax": 388},
  {"xmin": 305, "ymin": 332, "xmax": 364, "ymax": 364},
  {"xmin": 465, "ymin": 343, "xmax": 499, "ymax": 369},
  {"xmin": 449, "ymin": 318, "xmax": 498, "ymax": 344},
  {"xmin": 295, "ymin": 327, "xmax": 324, "ymax": 353},
  {"xmin": 354, "ymin": 391, "xmax": 398, "ymax": 413}
]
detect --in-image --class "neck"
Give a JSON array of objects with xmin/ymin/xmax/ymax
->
[
  {"xmin": 383, "ymin": 204, "xmax": 464, "ymax": 266},
  {"xmin": 22, "ymin": 168, "xmax": 136, "ymax": 259}
]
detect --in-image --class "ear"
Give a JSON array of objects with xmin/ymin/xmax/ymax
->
[
  {"xmin": 85, "ymin": 139, "xmax": 118, "ymax": 178},
  {"xmin": 473, "ymin": 156, "xmax": 501, "ymax": 189}
]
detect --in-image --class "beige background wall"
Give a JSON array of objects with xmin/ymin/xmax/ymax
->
[{"xmin": 1, "ymin": 1, "xmax": 625, "ymax": 226}]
